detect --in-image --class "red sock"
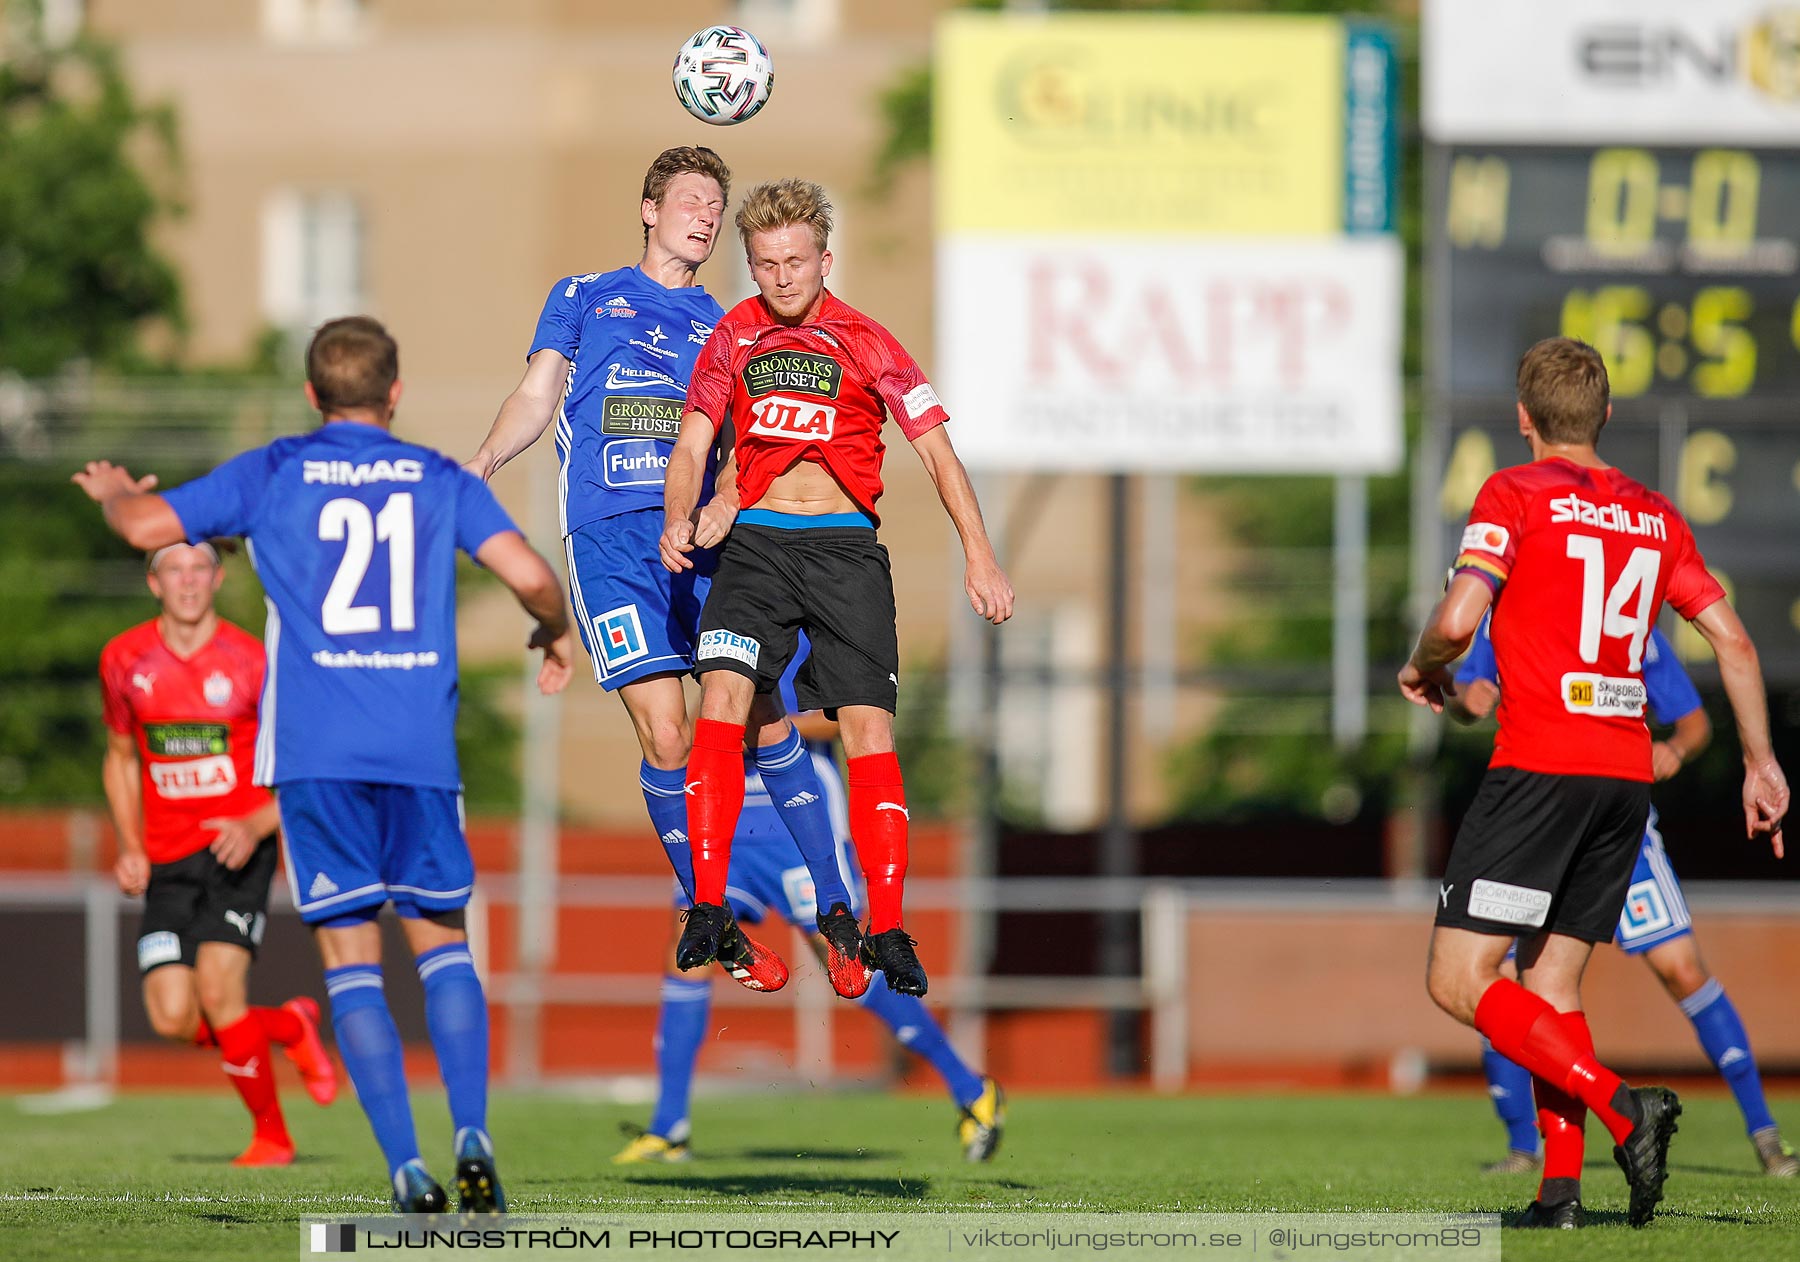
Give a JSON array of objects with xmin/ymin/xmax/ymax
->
[
  {"xmin": 214, "ymin": 1013, "xmax": 290, "ymax": 1145},
  {"xmin": 848, "ymin": 752, "xmax": 908, "ymax": 933},
  {"xmin": 192, "ymin": 1018, "xmax": 216, "ymax": 1049},
  {"xmin": 1534, "ymin": 1011, "xmax": 1593, "ymax": 1198},
  {"xmin": 1474, "ymin": 980, "xmax": 1637, "ymax": 1144},
  {"xmin": 687, "ymin": 718, "xmax": 746, "ymax": 907},
  {"xmin": 252, "ymin": 1004, "xmax": 302, "ymax": 1048}
]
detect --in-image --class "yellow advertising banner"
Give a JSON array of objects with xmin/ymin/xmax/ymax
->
[{"xmin": 935, "ymin": 13, "xmax": 1345, "ymax": 236}]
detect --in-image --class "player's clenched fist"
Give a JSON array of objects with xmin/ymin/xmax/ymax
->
[
  {"xmin": 966, "ymin": 558, "xmax": 1014, "ymax": 626},
  {"xmin": 660, "ymin": 517, "xmax": 697, "ymax": 572}
]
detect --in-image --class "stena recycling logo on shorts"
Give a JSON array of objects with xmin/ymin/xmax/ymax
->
[{"xmin": 698, "ymin": 629, "xmax": 760, "ymax": 667}]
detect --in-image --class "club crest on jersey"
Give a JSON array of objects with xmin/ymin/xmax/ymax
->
[
  {"xmin": 748, "ymin": 396, "xmax": 836, "ymax": 442},
  {"xmin": 688, "ymin": 320, "xmax": 714, "ymax": 345},
  {"xmin": 1548, "ymin": 493, "xmax": 1666, "ymax": 540},
  {"xmin": 594, "ymin": 605, "xmax": 649, "ymax": 671},
  {"xmin": 1459, "ymin": 522, "xmax": 1509, "ymax": 555},
  {"xmin": 203, "ymin": 671, "xmax": 233, "ymax": 706}
]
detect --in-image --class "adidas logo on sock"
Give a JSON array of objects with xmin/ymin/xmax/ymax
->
[
  {"xmin": 308, "ymin": 872, "xmax": 340, "ymax": 899},
  {"xmin": 783, "ymin": 791, "xmax": 819, "ymax": 808},
  {"xmin": 661, "ymin": 829, "xmax": 688, "ymax": 846},
  {"xmin": 1719, "ymin": 1046, "xmax": 1749, "ymax": 1068}
]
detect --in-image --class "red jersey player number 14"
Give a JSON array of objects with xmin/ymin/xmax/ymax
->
[{"xmin": 1453, "ymin": 460, "xmax": 1724, "ymax": 783}]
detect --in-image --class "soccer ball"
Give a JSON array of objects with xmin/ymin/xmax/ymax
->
[{"xmin": 672, "ymin": 25, "xmax": 774, "ymax": 126}]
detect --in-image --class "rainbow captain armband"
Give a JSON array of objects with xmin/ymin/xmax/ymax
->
[{"xmin": 1450, "ymin": 521, "xmax": 1511, "ymax": 591}]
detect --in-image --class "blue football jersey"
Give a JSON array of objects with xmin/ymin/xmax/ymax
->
[
  {"xmin": 162, "ymin": 421, "xmax": 518, "ymax": 789},
  {"xmin": 529, "ymin": 265, "xmax": 724, "ymax": 535},
  {"xmin": 1456, "ymin": 615, "xmax": 1702, "ymax": 725}
]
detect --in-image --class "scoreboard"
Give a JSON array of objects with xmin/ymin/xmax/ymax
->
[{"xmin": 1424, "ymin": 1, "xmax": 1800, "ymax": 682}]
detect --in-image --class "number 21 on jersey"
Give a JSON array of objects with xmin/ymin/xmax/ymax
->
[
  {"xmin": 1566, "ymin": 533, "xmax": 1659, "ymax": 670},
  {"xmin": 319, "ymin": 493, "xmax": 415, "ymax": 634}
]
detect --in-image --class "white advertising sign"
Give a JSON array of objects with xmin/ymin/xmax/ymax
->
[
  {"xmin": 1425, "ymin": 0, "xmax": 1800, "ymax": 143},
  {"xmin": 936, "ymin": 235, "xmax": 1403, "ymax": 474}
]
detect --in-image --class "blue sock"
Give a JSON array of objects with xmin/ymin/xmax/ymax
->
[
  {"xmin": 860, "ymin": 971, "xmax": 984, "ymax": 1108},
  {"xmin": 755, "ymin": 730, "xmax": 852, "ymax": 917},
  {"xmin": 649, "ymin": 975, "xmax": 710, "ymax": 1142},
  {"xmin": 325, "ymin": 964, "xmax": 420, "ymax": 1177},
  {"xmin": 1481, "ymin": 1036, "xmax": 1539, "ymax": 1154},
  {"xmin": 641, "ymin": 761, "xmax": 695, "ymax": 899},
  {"xmin": 416, "ymin": 943, "xmax": 489, "ymax": 1136},
  {"xmin": 1683, "ymin": 978, "xmax": 1776, "ymax": 1135}
]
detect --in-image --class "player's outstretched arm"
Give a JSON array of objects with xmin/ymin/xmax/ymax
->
[
  {"xmin": 71, "ymin": 461, "xmax": 185, "ymax": 552},
  {"xmin": 1399, "ymin": 573, "xmax": 1492, "ymax": 712},
  {"xmin": 910, "ymin": 425, "xmax": 1013, "ymax": 625},
  {"xmin": 1690, "ymin": 599, "xmax": 1788, "ymax": 854},
  {"xmin": 661, "ymin": 410, "xmax": 717, "ymax": 572},
  {"xmin": 463, "ymin": 349, "xmax": 570, "ymax": 482},
  {"xmin": 101, "ymin": 730, "xmax": 149, "ymax": 897},
  {"xmin": 475, "ymin": 531, "xmax": 574, "ymax": 696}
]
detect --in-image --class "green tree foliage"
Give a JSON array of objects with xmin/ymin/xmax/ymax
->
[
  {"xmin": 0, "ymin": 1, "xmax": 184, "ymax": 375},
  {"xmin": 0, "ymin": 4, "xmax": 520, "ymax": 810}
]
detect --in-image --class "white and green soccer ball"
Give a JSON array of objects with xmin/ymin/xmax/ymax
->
[{"xmin": 672, "ymin": 25, "xmax": 775, "ymax": 126}]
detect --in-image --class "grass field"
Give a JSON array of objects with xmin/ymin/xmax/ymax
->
[{"xmin": 4, "ymin": 1087, "xmax": 1799, "ymax": 1260}]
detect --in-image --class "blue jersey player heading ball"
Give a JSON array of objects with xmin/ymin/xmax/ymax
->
[
  {"xmin": 1453, "ymin": 616, "xmax": 1797, "ymax": 1182},
  {"xmin": 464, "ymin": 147, "xmax": 852, "ymax": 995},
  {"xmin": 75, "ymin": 317, "xmax": 576, "ymax": 1215}
]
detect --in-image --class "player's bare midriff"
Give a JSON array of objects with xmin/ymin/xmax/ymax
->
[{"xmin": 751, "ymin": 456, "xmax": 859, "ymax": 516}]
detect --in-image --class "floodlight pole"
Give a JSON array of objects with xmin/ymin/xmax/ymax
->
[
  {"xmin": 1332, "ymin": 474, "xmax": 1369, "ymax": 749},
  {"xmin": 1100, "ymin": 472, "xmax": 1138, "ymax": 1075}
]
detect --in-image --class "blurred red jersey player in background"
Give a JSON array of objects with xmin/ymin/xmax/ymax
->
[{"xmin": 99, "ymin": 541, "xmax": 337, "ymax": 1166}]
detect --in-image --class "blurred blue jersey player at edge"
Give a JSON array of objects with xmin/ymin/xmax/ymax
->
[
  {"xmin": 1453, "ymin": 615, "xmax": 1798, "ymax": 1181},
  {"xmin": 612, "ymin": 638, "xmax": 1005, "ymax": 1167},
  {"xmin": 462, "ymin": 145, "xmax": 851, "ymax": 994},
  {"xmin": 73, "ymin": 317, "xmax": 577, "ymax": 1214}
]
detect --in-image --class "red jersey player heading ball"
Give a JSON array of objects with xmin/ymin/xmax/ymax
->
[
  {"xmin": 1400, "ymin": 337, "xmax": 1788, "ymax": 1230},
  {"xmin": 662, "ymin": 179, "xmax": 1013, "ymax": 999}
]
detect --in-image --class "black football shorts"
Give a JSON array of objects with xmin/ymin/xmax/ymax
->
[
  {"xmin": 136, "ymin": 834, "xmax": 278, "ymax": 974},
  {"xmin": 695, "ymin": 523, "xmax": 900, "ymax": 715},
  {"xmin": 1436, "ymin": 767, "xmax": 1649, "ymax": 943}
]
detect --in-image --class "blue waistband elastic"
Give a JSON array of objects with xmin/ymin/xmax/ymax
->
[{"xmin": 739, "ymin": 508, "xmax": 874, "ymax": 530}]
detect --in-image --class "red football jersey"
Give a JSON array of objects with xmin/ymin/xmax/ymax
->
[
  {"xmin": 685, "ymin": 290, "xmax": 948, "ymax": 524},
  {"xmin": 1453, "ymin": 459, "xmax": 1724, "ymax": 781},
  {"xmin": 99, "ymin": 619, "xmax": 272, "ymax": 865}
]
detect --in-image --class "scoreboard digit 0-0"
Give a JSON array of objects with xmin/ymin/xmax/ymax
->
[
  {"xmin": 1441, "ymin": 145, "xmax": 1800, "ymax": 400},
  {"xmin": 1424, "ymin": 0, "xmax": 1800, "ymax": 683}
]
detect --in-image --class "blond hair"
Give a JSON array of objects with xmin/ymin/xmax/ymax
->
[
  {"xmin": 735, "ymin": 178, "xmax": 833, "ymax": 253},
  {"xmin": 1517, "ymin": 337, "xmax": 1610, "ymax": 445}
]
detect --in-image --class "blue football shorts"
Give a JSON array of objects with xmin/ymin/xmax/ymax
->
[
  {"xmin": 278, "ymin": 779, "xmax": 472, "ymax": 924},
  {"xmin": 564, "ymin": 507, "xmax": 715, "ymax": 692},
  {"xmin": 673, "ymin": 766, "xmax": 860, "ymax": 926},
  {"xmin": 1612, "ymin": 808, "xmax": 1694, "ymax": 955}
]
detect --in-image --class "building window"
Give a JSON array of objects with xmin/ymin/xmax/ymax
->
[
  {"xmin": 734, "ymin": 0, "xmax": 839, "ymax": 47},
  {"xmin": 41, "ymin": 0, "xmax": 84, "ymax": 45},
  {"xmin": 261, "ymin": 191, "xmax": 365, "ymax": 333},
  {"xmin": 262, "ymin": 0, "xmax": 367, "ymax": 45}
]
